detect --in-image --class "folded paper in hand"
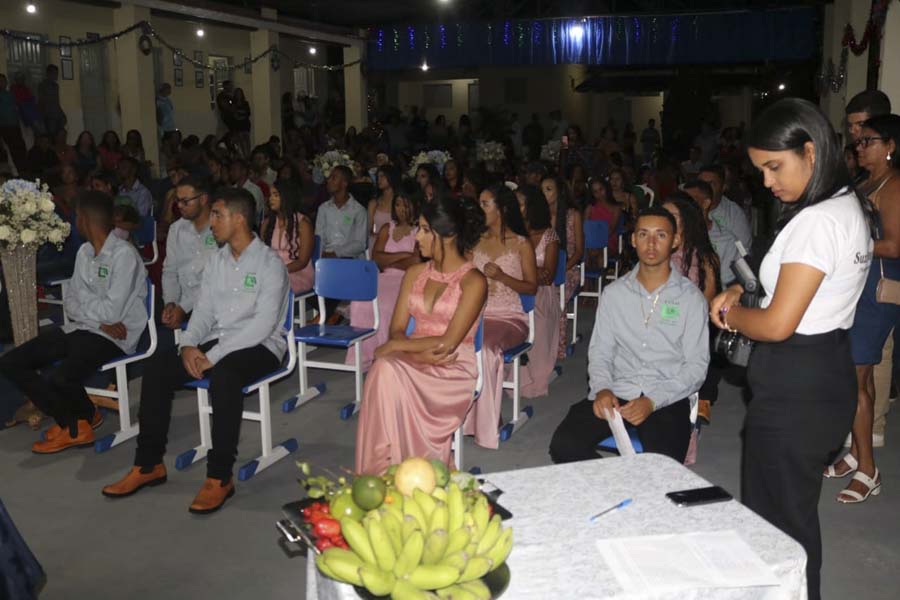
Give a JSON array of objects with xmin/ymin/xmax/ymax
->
[{"xmin": 605, "ymin": 408, "xmax": 636, "ymax": 456}]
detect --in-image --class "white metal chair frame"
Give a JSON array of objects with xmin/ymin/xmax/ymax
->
[{"xmin": 498, "ymin": 295, "xmax": 536, "ymax": 442}]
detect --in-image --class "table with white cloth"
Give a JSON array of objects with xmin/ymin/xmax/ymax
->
[{"xmin": 304, "ymin": 453, "xmax": 807, "ymax": 600}]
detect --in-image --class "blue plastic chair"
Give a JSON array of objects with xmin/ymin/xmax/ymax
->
[
  {"xmin": 286, "ymin": 259, "xmax": 379, "ymax": 420},
  {"xmin": 597, "ymin": 427, "xmax": 645, "ymax": 455},
  {"xmin": 406, "ymin": 315, "xmax": 485, "ymax": 470},
  {"xmin": 606, "ymin": 220, "xmax": 626, "ymax": 282},
  {"xmin": 579, "ymin": 221, "xmax": 609, "ymax": 318},
  {"xmin": 174, "ymin": 291, "xmax": 298, "ymax": 481},
  {"xmin": 134, "ymin": 215, "xmax": 159, "ymax": 266},
  {"xmin": 89, "ymin": 278, "xmax": 159, "ymax": 452},
  {"xmin": 498, "ymin": 294, "xmax": 536, "ymax": 442},
  {"xmin": 554, "ymin": 250, "xmax": 568, "ymax": 312},
  {"xmin": 293, "ymin": 235, "xmax": 322, "ymax": 327}
]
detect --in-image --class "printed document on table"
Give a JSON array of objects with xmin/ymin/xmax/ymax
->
[
  {"xmin": 596, "ymin": 529, "xmax": 780, "ymax": 593},
  {"xmin": 605, "ymin": 408, "xmax": 636, "ymax": 456}
]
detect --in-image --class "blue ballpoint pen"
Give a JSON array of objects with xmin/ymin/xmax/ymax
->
[{"xmin": 589, "ymin": 498, "xmax": 632, "ymax": 523}]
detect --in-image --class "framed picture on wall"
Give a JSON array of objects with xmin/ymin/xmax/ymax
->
[
  {"xmin": 59, "ymin": 36, "xmax": 72, "ymax": 57},
  {"xmin": 174, "ymin": 68, "xmax": 183, "ymax": 87},
  {"xmin": 60, "ymin": 59, "xmax": 74, "ymax": 80},
  {"xmin": 173, "ymin": 48, "xmax": 183, "ymax": 67},
  {"xmin": 194, "ymin": 70, "xmax": 205, "ymax": 88},
  {"xmin": 193, "ymin": 50, "xmax": 204, "ymax": 64}
]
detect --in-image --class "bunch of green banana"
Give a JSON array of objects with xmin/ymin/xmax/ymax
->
[{"xmin": 316, "ymin": 482, "xmax": 513, "ymax": 600}]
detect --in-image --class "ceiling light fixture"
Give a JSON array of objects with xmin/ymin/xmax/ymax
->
[
  {"xmin": 196, "ymin": 28, "xmax": 205, "ymax": 38},
  {"xmin": 421, "ymin": 61, "xmax": 429, "ymax": 72},
  {"xmin": 777, "ymin": 83, "xmax": 786, "ymax": 91},
  {"xmin": 569, "ymin": 24, "xmax": 585, "ymax": 41},
  {"xmin": 309, "ymin": 46, "xmax": 317, "ymax": 55},
  {"xmin": 26, "ymin": 3, "xmax": 37, "ymax": 14}
]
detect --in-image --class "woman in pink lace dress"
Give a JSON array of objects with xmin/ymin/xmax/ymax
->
[
  {"xmin": 367, "ymin": 165, "xmax": 399, "ymax": 249},
  {"xmin": 261, "ymin": 180, "xmax": 315, "ymax": 293},
  {"xmin": 467, "ymin": 184, "xmax": 538, "ymax": 448},
  {"xmin": 347, "ymin": 182, "xmax": 422, "ymax": 370},
  {"xmin": 355, "ymin": 196, "xmax": 487, "ymax": 475},
  {"xmin": 517, "ymin": 185, "xmax": 561, "ymax": 397}
]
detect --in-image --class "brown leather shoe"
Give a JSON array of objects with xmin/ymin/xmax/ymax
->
[
  {"xmin": 698, "ymin": 400, "xmax": 711, "ymax": 425},
  {"xmin": 31, "ymin": 419, "xmax": 95, "ymax": 454},
  {"xmin": 42, "ymin": 411, "xmax": 104, "ymax": 442},
  {"xmin": 102, "ymin": 464, "xmax": 168, "ymax": 498},
  {"xmin": 189, "ymin": 477, "xmax": 235, "ymax": 514}
]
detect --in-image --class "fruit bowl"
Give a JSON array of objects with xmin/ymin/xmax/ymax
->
[{"xmin": 352, "ymin": 562, "xmax": 510, "ymax": 599}]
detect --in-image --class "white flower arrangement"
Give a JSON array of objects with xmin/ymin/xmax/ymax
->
[
  {"xmin": 476, "ymin": 140, "xmax": 507, "ymax": 163},
  {"xmin": 311, "ymin": 150, "xmax": 353, "ymax": 184},
  {"xmin": 407, "ymin": 149, "xmax": 452, "ymax": 178},
  {"xmin": 540, "ymin": 140, "xmax": 562, "ymax": 163},
  {"xmin": 0, "ymin": 179, "xmax": 71, "ymax": 250}
]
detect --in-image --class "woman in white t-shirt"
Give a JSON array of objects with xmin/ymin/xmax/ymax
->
[{"xmin": 710, "ymin": 98, "xmax": 875, "ymax": 600}]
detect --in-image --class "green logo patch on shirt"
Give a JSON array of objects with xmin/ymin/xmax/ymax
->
[
  {"xmin": 661, "ymin": 302, "xmax": 680, "ymax": 321},
  {"xmin": 243, "ymin": 273, "xmax": 257, "ymax": 290},
  {"xmin": 343, "ymin": 214, "xmax": 353, "ymax": 225},
  {"xmin": 204, "ymin": 234, "xmax": 217, "ymax": 248},
  {"xmin": 98, "ymin": 265, "xmax": 109, "ymax": 279}
]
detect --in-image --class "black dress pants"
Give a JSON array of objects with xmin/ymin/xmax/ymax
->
[
  {"xmin": 134, "ymin": 340, "xmax": 279, "ymax": 481},
  {"xmin": 743, "ymin": 330, "xmax": 856, "ymax": 600},
  {"xmin": 0, "ymin": 328, "xmax": 123, "ymax": 432},
  {"xmin": 549, "ymin": 396, "xmax": 692, "ymax": 464}
]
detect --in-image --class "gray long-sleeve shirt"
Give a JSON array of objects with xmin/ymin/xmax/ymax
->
[
  {"xmin": 63, "ymin": 233, "xmax": 148, "ymax": 354},
  {"xmin": 161, "ymin": 218, "xmax": 218, "ymax": 314},
  {"xmin": 587, "ymin": 266, "xmax": 709, "ymax": 410},
  {"xmin": 710, "ymin": 195, "xmax": 752, "ymax": 251},
  {"xmin": 179, "ymin": 236, "xmax": 289, "ymax": 366},
  {"xmin": 315, "ymin": 195, "xmax": 367, "ymax": 258}
]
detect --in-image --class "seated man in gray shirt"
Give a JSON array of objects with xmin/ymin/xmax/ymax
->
[
  {"xmin": 549, "ymin": 207, "xmax": 710, "ymax": 463},
  {"xmin": 0, "ymin": 191, "xmax": 147, "ymax": 453},
  {"xmin": 160, "ymin": 175, "xmax": 217, "ymax": 331},
  {"xmin": 698, "ymin": 164, "xmax": 752, "ymax": 251},
  {"xmin": 103, "ymin": 188, "xmax": 290, "ymax": 514},
  {"xmin": 683, "ymin": 180, "xmax": 740, "ymax": 287}
]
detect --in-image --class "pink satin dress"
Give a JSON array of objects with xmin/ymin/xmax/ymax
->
[
  {"xmin": 270, "ymin": 214, "xmax": 314, "ymax": 293},
  {"xmin": 558, "ymin": 210, "xmax": 579, "ymax": 359},
  {"xmin": 346, "ymin": 222, "xmax": 418, "ymax": 371},
  {"xmin": 465, "ymin": 238, "xmax": 529, "ymax": 449},
  {"xmin": 355, "ymin": 261, "xmax": 480, "ymax": 475},
  {"xmin": 521, "ymin": 229, "xmax": 561, "ymax": 398}
]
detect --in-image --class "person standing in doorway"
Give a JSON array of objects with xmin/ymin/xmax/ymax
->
[
  {"xmin": 215, "ymin": 80, "xmax": 235, "ymax": 140},
  {"xmin": 0, "ymin": 74, "xmax": 27, "ymax": 174},
  {"xmin": 37, "ymin": 65, "xmax": 66, "ymax": 139},
  {"xmin": 156, "ymin": 83, "xmax": 176, "ymax": 140},
  {"xmin": 640, "ymin": 118, "xmax": 661, "ymax": 165}
]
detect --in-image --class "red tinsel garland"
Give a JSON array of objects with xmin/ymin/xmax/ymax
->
[{"xmin": 842, "ymin": 0, "xmax": 892, "ymax": 55}]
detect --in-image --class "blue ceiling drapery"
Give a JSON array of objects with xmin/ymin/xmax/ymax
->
[{"xmin": 367, "ymin": 7, "xmax": 818, "ymax": 70}]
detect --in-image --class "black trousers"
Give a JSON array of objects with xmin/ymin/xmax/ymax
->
[
  {"xmin": 549, "ymin": 396, "xmax": 692, "ymax": 464},
  {"xmin": 134, "ymin": 340, "xmax": 279, "ymax": 481},
  {"xmin": 0, "ymin": 328, "xmax": 123, "ymax": 432},
  {"xmin": 743, "ymin": 330, "xmax": 856, "ymax": 600}
]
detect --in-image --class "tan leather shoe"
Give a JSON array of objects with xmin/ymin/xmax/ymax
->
[
  {"xmin": 31, "ymin": 419, "xmax": 95, "ymax": 454},
  {"xmin": 102, "ymin": 464, "xmax": 168, "ymax": 498},
  {"xmin": 189, "ymin": 477, "xmax": 235, "ymax": 514},
  {"xmin": 42, "ymin": 410, "xmax": 104, "ymax": 442},
  {"xmin": 698, "ymin": 400, "xmax": 711, "ymax": 425}
]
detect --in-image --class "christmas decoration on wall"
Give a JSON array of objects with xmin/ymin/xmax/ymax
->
[
  {"xmin": 842, "ymin": 0, "xmax": 892, "ymax": 55},
  {"xmin": 819, "ymin": 0, "xmax": 893, "ymax": 95}
]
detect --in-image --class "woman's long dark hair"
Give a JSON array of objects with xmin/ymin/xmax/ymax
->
[
  {"xmin": 262, "ymin": 179, "xmax": 304, "ymax": 260},
  {"xmin": 518, "ymin": 184, "xmax": 552, "ymax": 232},
  {"xmin": 377, "ymin": 165, "xmax": 402, "ymax": 196},
  {"xmin": 664, "ymin": 192, "xmax": 721, "ymax": 295},
  {"xmin": 416, "ymin": 163, "xmax": 441, "ymax": 188},
  {"xmin": 394, "ymin": 180, "xmax": 423, "ymax": 224},
  {"xmin": 542, "ymin": 177, "xmax": 570, "ymax": 251},
  {"xmin": 746, "ymin": 98, "xmax": 875, "ymax": 235},
  {"xmin": 485, "ymin": 183, "xmax": 528, "ymax": 239},
  {"xmin": 421, "ymin": 193, "xmax": 486, "ymax": 257}
]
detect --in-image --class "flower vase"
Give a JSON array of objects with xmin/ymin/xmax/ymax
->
[{"xmin": 0, "ymin": 245, "xmax": 39, "ymax": 347}]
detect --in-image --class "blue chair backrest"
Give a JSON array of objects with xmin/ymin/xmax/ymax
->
[
  {"xmin": 406, "ymin": 315, "xmax": 484, "ymax": 352},
  {"xmin": 519, "ymin": 294, "xmax": 536, "ymax": 313},
  {"xmin": 314, "ymin": 259, "xmax": 378, "ymax": 301},
  {"xmin": 311, "ymin": 235, "xmax": 322, "ymax": 269},
  {"xmin": 143, "ymin": 278, "xmax": 153, "ymax": 318},
  {"xmin": 134, "ymin": 215, "xmax": 156, "ymax": 247},
  {"xmin": 584, "ymin": 220, "xmax": 609, "ymax": 251},
  {"xmin": 553, "ymin": 250, "xmax": 567, "ymax": 286},
  {"xmin": 282, "ymin": 290, "xmax": 295, "ymax": 333}
]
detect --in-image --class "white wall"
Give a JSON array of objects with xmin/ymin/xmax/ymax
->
[
  {"xmin": 397, "ymin": 78, "xmax": 477, "ymax": 126},
  {"xmin": 879, "ymin": 2, "xmax": 900, "ymax": 111}
]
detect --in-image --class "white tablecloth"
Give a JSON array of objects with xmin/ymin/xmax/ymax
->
[{"xmin": 305, "ymin": 454, "xmax": 807, "ymax": 600}]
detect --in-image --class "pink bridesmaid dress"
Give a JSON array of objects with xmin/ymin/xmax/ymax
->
[
  {"xmin": 558, "ymin": 210, "xmax": 580, "ymax": 359},
  {"xmin": 465, "ymin": 238, "xmax": 529, "ymax": 449},
  {"xmin": 369, "ymin": 207, "xmax": 393, "ymax": 250},
  {"xmin": 355, "ymin": 261, "xmax": 480, "ymax": 475},
  {"xmin": 270, "ymin": 214, "xmax": 314, "ymax": 293},
  {"xmin": 520, "ymin": 228, "xmax": 561, "ymax": 398},
  {"xmin": 346, "ymin": 222, "xmax": 418, "ymax": 371}
]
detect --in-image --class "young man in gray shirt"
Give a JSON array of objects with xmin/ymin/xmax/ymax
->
[
  {"xmin": 103, "ymin": 188, "xmax": 289, "ymax": 514},
  {"xmin": 550, "ymin": 207, "xmax": 709, "ymax": 462},
  {"xmin": 0, "ymin": 191, "xmax": 147, "ymax": 453}
]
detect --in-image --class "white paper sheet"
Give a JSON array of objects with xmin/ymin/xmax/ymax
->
[
  {"xmin": 596, "ymin": 529, "xmax": 780, "ymax": 594},
  {"xmin": 605, "ymin": 408, "xmax": 636, "ymax": 456}
]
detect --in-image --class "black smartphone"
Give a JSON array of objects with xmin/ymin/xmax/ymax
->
[{"xmin": 665, "ymin": 485, "xmax": 733, "ymax": 507}]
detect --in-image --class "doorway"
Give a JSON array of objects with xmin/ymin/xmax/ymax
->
[{"xmin": 79, "ymin": 34, "xmax": 112, "ymax": 137}]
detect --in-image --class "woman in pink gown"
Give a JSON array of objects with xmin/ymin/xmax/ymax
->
[
  {"xmin": 355, "ymin": 196, "xmax": 488, "ymax": 475},
  {"xmin": 261, "ymin": 180, "xmax": 315, "ymax": 293},
  {"xmin": 517, "ymin": 185, "xmax": 561, "ymax": 397},
  {"xmin": 543, "ymin": 177, "xmax": 585, "ymax": 360},
  {"xmin": 347, "ymin": 182, "xmax": 422, "ymax": 371},
  {"xmin": 467, "ymin": 184, "xmax": 538, "ymax": 449},
  {"xmin": 367, "ymin": 165, "xmax": 399, "ymax": 249}
]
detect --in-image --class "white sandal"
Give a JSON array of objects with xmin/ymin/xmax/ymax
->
[
  {"xmin": 836, "ymin": 468, "xmax": 881, "ymax": 504},
  {"xmin": 824, "ymin": 453, "xmax": 858, "ymax": 479}
]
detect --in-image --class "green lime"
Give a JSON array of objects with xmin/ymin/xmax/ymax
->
[
  {"xmin": 352, "ymin": 475, "xmax": 387, "ymax": 511},
  {"xmin": 330, "ymin": 488, "xmax": 365, "ymax": 521},
  {"xmin": 430, "ymin": 459, "xmax": 450, "ymax": 487}
]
